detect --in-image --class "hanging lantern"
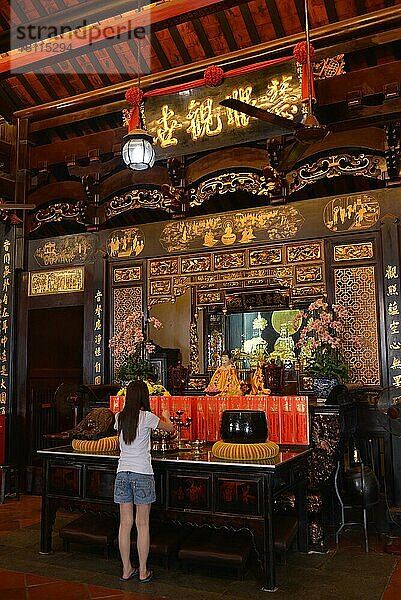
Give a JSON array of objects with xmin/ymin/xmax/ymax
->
[
  {"xmin": 122, "ymin": 85, "xmax": 155, "ymax": 171},
  {"xmin": 122, "ymin": 130, "xmax": 155, "ymax": 171}
]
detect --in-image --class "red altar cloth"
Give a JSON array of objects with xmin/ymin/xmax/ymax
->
[{"xmin": 110, "ymin": 395, "xmax": 309, "ymax": 446}]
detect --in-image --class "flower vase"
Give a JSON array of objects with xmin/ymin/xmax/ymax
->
[{"xmin": 312, "ymin": 377, "xmax": 338, "ymax": 403}]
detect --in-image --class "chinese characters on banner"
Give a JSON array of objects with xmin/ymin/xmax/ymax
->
[
  {"xmin": 93, "ymin": 290, "xmax": 103, "ymax": 385},
  {"xmin": 0, "ymin": 239, "xmax": 12, "ymax": 415},
  {"xmin": 386, "ymin": 264, "xmax": 401, "ymax": 397},
  {"xmin": 143, "ymin": 66, "xmax": 302, "ymax": 158}
]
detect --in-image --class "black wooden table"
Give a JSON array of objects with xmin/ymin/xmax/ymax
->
[{"xmin": 38, "ymin": 445, "xmax": 311, "ymax": 591}]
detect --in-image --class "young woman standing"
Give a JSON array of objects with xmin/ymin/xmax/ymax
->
[{"xmin": 114, "ymin": 379, "xmax": 174, "ymax": 582}]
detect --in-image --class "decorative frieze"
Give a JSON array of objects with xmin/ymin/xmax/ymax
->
[
  {"xmin": 107, "ymin": 228, "xmax": 145, "ymax": 259},
  {"xmin": 214, "ymin": 251, "xmax": 245, "ymax": 271},
  {"xmin": 334, "ymin": 242, "xmax": 374, "ymax": 262},
  {"xmin": 249, "ymin": 248, "xmax": 282, "ymax": 266},
  {"xmin": 296, "ymin": 265, "xmax": 323, "ymax": 283},
  {"xmin": 149, "ymin": 258, "xmax": 179, "ymax": 277},
  {"xmin": 150, "ymin": 280, "xmax": 172, "ymax": 296},
  {"xmin": 34, "ymin": 235, "xmax": 92, "ymax": 266},
  {"xmin": 287, "ymin": 243, "xmax": 322, "ymax": 263},
  {"xmin": 30, "ymin": 201, "xmax": 86, "ymax": 232},
  {"xmin": 114, "ymin": 266, "xmax": 142, "ymax": 283},
  {"xmin": 181, "ymin": 255, "xmax": 211, "ymax": 274},
  {"xmin": 323, "ymin": 194, "xmax": 380, "ymax": 232}
]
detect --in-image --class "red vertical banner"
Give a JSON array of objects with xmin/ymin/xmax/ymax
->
[
  {"xmin": 295, "ymin": 396, "xmax": 309, "ymax": 445},
  {"xmin": 267, "ymin": 396, "xmax": 280, "ymax": 443},
  {"xmin": 280, "ymin": 396, "xmax": 295, "ymax": 444}
]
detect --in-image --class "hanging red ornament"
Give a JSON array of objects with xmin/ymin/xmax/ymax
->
[
  {"xmin": 125, "ymin": 86, "xmax": 144, "ymax": 107},
  {"xmin": 204, "ymin": 65, "xmax": 224, "ymax": 87},
  {"xmin": 293, "ymin": 41, "xmax": 315, "ymax": 65}
]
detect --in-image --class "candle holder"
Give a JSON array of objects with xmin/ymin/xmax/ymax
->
[{"xmin": 170, "ymin": 410, "xmax": 192, "ymax": 449}]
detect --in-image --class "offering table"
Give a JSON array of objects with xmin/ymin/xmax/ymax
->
[{"xmin": 38, "ymin": 444, "xmax": 311, "ymax": 592}]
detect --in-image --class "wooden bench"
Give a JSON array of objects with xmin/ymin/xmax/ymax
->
[
  {"xmin": 59, "ymin": 514, "xmax": 117, "ymax": 558},
  {"xmin": 178, "ymin": 530, "xmax": 253, "ymax": 579}
]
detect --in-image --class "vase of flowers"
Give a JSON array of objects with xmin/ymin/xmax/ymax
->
[
  {"xmin": 294, "ymin": 298, "xmax": 348, "ymax": 401},
  {"xmin": 109, "ymin": 311, "xmax": 162, "ymax": 385}
]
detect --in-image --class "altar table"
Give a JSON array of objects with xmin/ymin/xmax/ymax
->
[
  {"xmin": 38, "ymin": 444, "xmax": 311, "ymax": 591},
  {"xmin": 110, "ymin": 395, "xmax": 309, "ymax": 445}
]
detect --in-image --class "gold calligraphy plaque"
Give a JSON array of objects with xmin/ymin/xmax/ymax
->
[
  {"xmin": 29, "ymin": 267, "xmax": 84, "ymax": 296},
  {"xmin": 334, "ymin": 242, "xmax": 374, "ymax": 262}
]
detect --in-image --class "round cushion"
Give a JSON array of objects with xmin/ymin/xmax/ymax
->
[
  {"xmin": 211, "ymin": 440, "xmax": 280, "ymax": 461},
  {"xmin": 72, "ymin": 436, "xmax": 119, "ymax": 453}
]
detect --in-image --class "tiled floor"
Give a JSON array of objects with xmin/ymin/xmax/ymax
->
[{"xmin": 0, "ymin": 495, "xmax": 400, "ymax": 599}]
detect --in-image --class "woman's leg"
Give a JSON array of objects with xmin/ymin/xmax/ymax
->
[
  {"xmin": 119, "ymin": 502, "xmax": 134, "ymax": 579},
  {"xmin": 135, "ymin": 503, "xmax": 151, "ymax": 579}
]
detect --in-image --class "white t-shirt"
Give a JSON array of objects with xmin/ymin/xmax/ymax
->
[{"xmin": 115, "ymin": 411, "xmax": 160, "ymax": 475}]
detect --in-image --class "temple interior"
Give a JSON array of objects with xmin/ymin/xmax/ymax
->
[{"xmin": 1, "ymin": 1, "xmax": 401, "ymax": 598}]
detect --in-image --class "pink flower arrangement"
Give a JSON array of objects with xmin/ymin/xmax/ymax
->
[
  {"xmin": 109, "ymin": 312, "xmax": 163, "ymax": 382},
  {"xmin": 293, "ymin": 298, "xmax": 349, "ymax": 382}
]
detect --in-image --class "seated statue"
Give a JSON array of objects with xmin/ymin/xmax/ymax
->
[
  {"xmin": 206, "ymin": 352, "xmax": 242, "ymax": 396},
  {"xmin": 251, "ymin": 365, "xmax": 271, "ymax": 396},
  {"xmin": 269, "ymin": 323, "xmax": 296, "ymax": 363}
]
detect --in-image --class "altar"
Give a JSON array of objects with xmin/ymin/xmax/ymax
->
[
  {"xmin": 38, "ymin": 444, "xmax": 311, "ymax": 592},
  {"xmin": 110, "ymin": 394, "xmax": 310, "ymax": 445}
]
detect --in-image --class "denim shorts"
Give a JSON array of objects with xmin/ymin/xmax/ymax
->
[{"xmin": 114, "ymin": 471, "xmax": 156, "ymax": 505}]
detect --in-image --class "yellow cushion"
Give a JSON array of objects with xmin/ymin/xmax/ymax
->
[
  {"xmin": 72, "ymin": 436, "xmax": 119, "ymax": 453},
  {"xmin": 212, "ymin": 440, "xmax": 279, "ymax": 461}
]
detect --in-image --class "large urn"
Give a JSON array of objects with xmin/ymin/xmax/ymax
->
[{"xmin": 220, "ymin": 410, "xmax": 268, "ymax": 444}]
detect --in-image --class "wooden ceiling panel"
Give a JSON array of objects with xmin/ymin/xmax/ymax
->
[
  {"xmin": 224, "ymin": 6, "xmax": 253, "ymax": 49},
  {"xmin": 334, "ymin": 0, "xmax": 358, "ymax": 19},
  {"xmin": 154, "ymin": 29, "xmax": 185, "ymax": 68},
  {"xmin": 55, "ymin": 60, "xmax": 92, "ymax": 94},
  {"xmin": 92, "ymin": 49, "xmax": 125, "ymax": 86},
  {"xmin": 365, "ymin": 0, "xmax": 389, "ymax": 8},
  {"xmin": 142, "ymin": 34, "xmax": 164, "ymax": 74},
  {"xmin": 18, "ymin": 1, "xmax": 39, "ymax": 23},
  {"xmin": 247, "ymin": 0, "xmax": 277, "ymax": 42},
  {"xmin": 39, "ymin": 67, "xmax": 72, "ymax": 98},
  {"xmin": 112, "ymin": 42, "xmax": 140, "ymax": 78},
  {"xmin": 7, "ymin": 76, "xmax": 37, "ymax": 106},
  {"xmin": 199, "ymin": 14, "xmax": 231, "ymax": 55},
  {"xmin": 176, "ymin": 21, "xmax": 207, "ymax": 62},
  {"xmin": 308, "ymin": 0, "xmax": 331, "ymax": 27},
  {"xmin": 22, "ymin": 72, "xmax": 53, "ymax": 104},
  {"xmin": 276, "ymin": 0, "xmax": 303, "ymax": 35}
]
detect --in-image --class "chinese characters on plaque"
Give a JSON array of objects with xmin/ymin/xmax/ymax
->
[
  {"xmin": 385, "ymin": 264, "xmax": 401, "ymax": 396},
  {"xmin": 93, "ymin": 290, "xmax": 103, "ymax": 385},
  {"xmin": 0, "ymin": 239, "xmax": 11, "ymax": 415}
]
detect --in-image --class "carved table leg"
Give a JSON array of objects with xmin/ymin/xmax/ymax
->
[
  {"xmin": 40, "ymin": 496, "xmax": 56, "ymax": 554},
  {"xmin": 261, "ymin": 478, "xmax": 277, "ymax": 592}
]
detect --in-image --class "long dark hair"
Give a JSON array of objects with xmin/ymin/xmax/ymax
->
[{"xmin": 118, "ymin": 380, "xmax": 151, "ymax": 444}]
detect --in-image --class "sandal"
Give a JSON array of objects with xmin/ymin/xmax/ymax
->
[
  {"xmin": 139, "ymin": 571, "xmax": 153, "ymax": 583},
  {"xmin": 120, "ymin": 568, "xmax": 138, "ymax": 581}
]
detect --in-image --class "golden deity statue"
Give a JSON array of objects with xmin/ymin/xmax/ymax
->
[{"xmin": 206, "ymin": 353, "xmax": 242, "ymax": 396}]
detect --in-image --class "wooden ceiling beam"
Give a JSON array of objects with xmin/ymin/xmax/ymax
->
[{"xmin": 15, "ymin": 6, "xmax": 401, "ymax": 124}]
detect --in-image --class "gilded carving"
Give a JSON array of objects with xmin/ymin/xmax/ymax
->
[
  {"xmin": 159, "ymin": 206, "xmax": 304, "ymax": 253},
  {"xmin": 106, "ymin": 188, "xmax": 166, "ymax": 216},
  {"xmin": 334, "ymin": 267, "xmax": 380, "ymax": 385},
  {"xmin": 197, "ymin": 291, "xmax": 222, "ymax": 305},
  {"xmin": 189, "ymin": 321, "xmax": 200, "ymax": 374},
  {"xmin": 107, "ymin": 228, "xmax": 145, "ymax": 258},
  {"xmin": 31, "ymin": 202, "xmax": 86, "ymax": 232},
  {"xmin": 250, "ymin": 248, "xmax": 282, "ymax": 266},
  {"xmin": 181, "ymin": 256, "xmax": 211, "ymax": 274},
  {"xmin": 296, "ymin": 266, "xmax": 323, "ymax": 283},
  {"xmin": 29, "ymin": 267, "xmax": 84, "ymax": 296},
  {"xmin": 214, "ymin": 252, "xmax": 245, "ymax": 271},
  {"xmin": 313, "ymin": 54, "xmax": 346, "ymax": 79},
  {"xmin": 323, "ymin": 194, "xmax": 380, "ymax": 232},
  {"xmin": 150, "ymin": 280, "xmax": 172, "ymax": 296},
  {"xmin": 114, "ymin": 266, "xmax": 142, "ymax": 283},
  {"xmin": 334, "ymin": 242, "xmax": 374, "ymax": 262},
  {"xmin": 149, "ymin": 258, "xmax": 179, "ymax": 276},
  {"xmin": 190, "ymin": 172, "xmax": 263, "ymax": 206},
  {"xmin": 287, "ymin": 154, "xmax": 386, "ymax": 194},
  {"xmin": 113, "ymin": 286, "xmax": 143, "ymax": 376},
  {"xmin": 293, "ymin": 286, "xmax": 325, "ymax": 297},
  {"xmin": 33, "ymin": 236, "xmax": 92, "ymax": 267},
  {"xmin": 287, "ymin": 243, "xmax": 322, "ymax": 263}
]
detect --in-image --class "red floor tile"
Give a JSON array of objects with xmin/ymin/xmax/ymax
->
[
  {"xmin": 27, "ymin": 581, "xmax": 90, "ymax": 600},
  {"xmin": 0, "ymin": 571, "xmax": 26, "ymax": 589},
  {"xmin": 26, "ymin": 573, "xmax": 59, "ymax": 587}
]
